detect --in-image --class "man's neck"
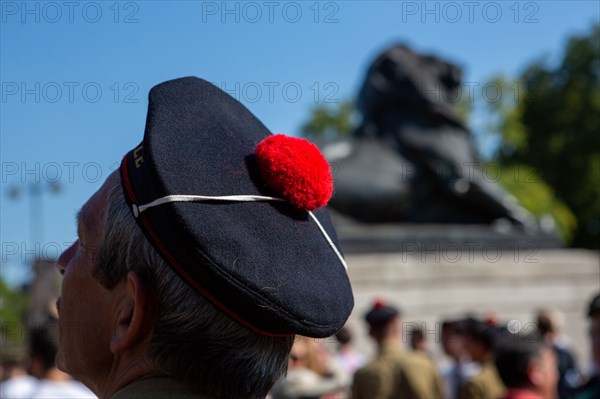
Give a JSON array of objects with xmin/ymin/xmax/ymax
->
[
  {"xmin": 96, "ymin": 356, "xmax": 159, "ymax": 399},
  {"xmin": 474, "ymin": 353, "xmax": 493, "ymax": 364},
  {"xmin": 378, "ymin": 336, "xmax": 400, "ymax": 351}
]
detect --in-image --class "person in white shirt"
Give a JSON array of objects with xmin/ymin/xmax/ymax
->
[{"xmin": 1, "ymin": 322, "xmax": 96, "ymax": 399}]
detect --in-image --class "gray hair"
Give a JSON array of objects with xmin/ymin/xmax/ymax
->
[{"xmin": 93, "ymin": 182, "xmax": 294, "ymax": 399}]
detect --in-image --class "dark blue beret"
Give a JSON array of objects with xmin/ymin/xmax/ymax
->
[
  {"xmin": 119, "ymin": 77, "xmax": 353, "ymax": 338},
  {"xmin": 588, "ymin": 292, "xmax": 600, "ymax": 317},
  {"xmin": 461, "ymin": 317, "xmax": 499, "ymax": 349},
  {"xmin": 364, "ymin": 299, "xmax": 399, "ymax": 325}
]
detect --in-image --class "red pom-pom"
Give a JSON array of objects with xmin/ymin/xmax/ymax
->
[
  {"xmin": 373, "ymin": 299, "xmax": 386, "ymax": 310},
  {"xmin": 485, "ymin": 315, "xmax": 498, "ymax": 327},
  {"xmin": 255, "ymin": 134, "xmax": 333, "ymax": 211}
]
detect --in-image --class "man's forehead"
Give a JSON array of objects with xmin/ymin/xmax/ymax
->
[
  {"xmin": 78, "ymin": 171, "xmax": 120, "ymax": 229},
  {"xmin": 77, "ymin": 205, "xmax": 93, "ymax": 231}
]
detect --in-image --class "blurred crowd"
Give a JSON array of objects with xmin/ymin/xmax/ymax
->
[
  {"xmin": 1, "ymin": 292, "xmax": 599, "ymax": 399},
  {"xmin": 268, "ymin": 291, "xmax": 600, "ymax": 399}
]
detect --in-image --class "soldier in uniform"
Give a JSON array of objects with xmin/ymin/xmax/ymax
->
[
  {"xmin": 459, "ymin": 319, "xmax": 506, "ymax": 399},
  {"xmin": 52, "ymin": 77, "xmax": 354, "ymax": 399},
  {"xmin": 351, "ymin": 300, "xmax": 444, "ymax": 399}
]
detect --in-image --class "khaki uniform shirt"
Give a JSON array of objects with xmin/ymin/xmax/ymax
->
[
  {"xmin": 351, "ymin": 343, "xmax": 444, "ymax": 399},
  {"xmin": 459, "ymin": 361, "xmax": 506, "ymax": 399},
  {"xmin": 110, "ymin": 376, "xmax": 213, "ymax": 399}
]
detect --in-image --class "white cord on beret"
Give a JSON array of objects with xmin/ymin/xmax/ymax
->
[{"xmin": 132, "ymin": 194, "xmax": 348, "ymax": 271}]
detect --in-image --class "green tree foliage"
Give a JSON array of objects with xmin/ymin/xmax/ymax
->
[
  {"xmin": 481, "ymin": 75, "xmax": 528, "ymax": 154},
  {"xmin": 480, "ymin": 77, "xmax": 577, "ymax": 243},
  {"xmin": 300, "ymin": 101, "xmax": 355, "ymax": 142},
  {"xmin": 0, "ymin": 276, "xmax": 28, "ymax": 344},
  {"xmin": 490, "ymin": 24, "xmax": 600, "ymax": 248},
  {"xmin": 495, "ymin": 164, "xmax": 577, "ymax": 243}
]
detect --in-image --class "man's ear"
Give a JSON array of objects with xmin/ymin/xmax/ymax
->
[{"xmin": 110, "ymin": 271, "xmax": 155, "ymax": 354}]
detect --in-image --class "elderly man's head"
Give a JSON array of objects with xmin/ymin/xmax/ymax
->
[
  {"xmin": 56, "ymin": 170, "xmax": 293, "ymax": 398},
  {"xmin": 55, "ymin": 77, "xmax": 353, "ymax": 399}
]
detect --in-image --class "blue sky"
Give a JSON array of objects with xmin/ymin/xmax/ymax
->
[{"xmin": 1, "ymin": 1, "xmax": 598, "ymax": 286}]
